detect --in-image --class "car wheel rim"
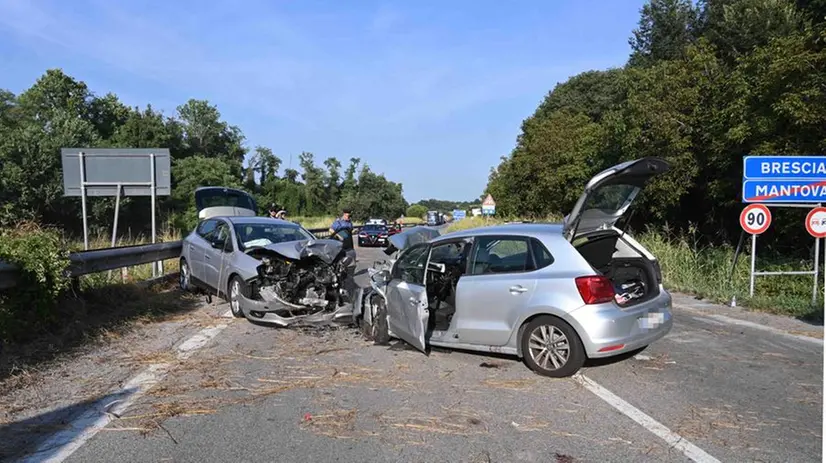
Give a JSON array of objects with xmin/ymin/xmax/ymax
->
[
  {"xmin": 528, "ymin": 325, "xmax": 570, "ymax": 371},
  {"xmin": 230, "ymin": 281, "xmax": 240, "ymax": 313}
]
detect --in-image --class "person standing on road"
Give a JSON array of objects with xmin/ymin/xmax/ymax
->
[
  {"xmin": 268, "ymin": 203, "xmax": 287, "ymax": 220},
  {"xmin": 329, "ymin": 209, "xmax": 353, "ymax": 247}
]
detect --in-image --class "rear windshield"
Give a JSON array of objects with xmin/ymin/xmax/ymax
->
[
  {"xmin": 233, "ymin": 222, "xmax": 313, "ymax": 250},
  {"xmin": 196, "ymin": 188, "xmax": 257, "ymax": 212}
]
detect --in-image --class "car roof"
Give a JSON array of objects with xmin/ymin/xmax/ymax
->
[{"xmin": 431, "ymin": 222, "xmax": 564, "ymax": 243}]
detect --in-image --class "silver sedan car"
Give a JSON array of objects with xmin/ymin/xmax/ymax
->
[
  {"xmin": 356, "ymin": 157, "xmax": 674, "ymax": 378},
  {"xmin": 179, "ymin": 187, "xmax": 358, "ymax": 324}
]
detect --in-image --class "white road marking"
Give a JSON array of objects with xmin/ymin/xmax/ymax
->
[
  {"xmin": 574, "ymin": 374, "xmax": 721, "ymax": 463},
  {"xmin": 675, "ymin": 305, "xmax": 823, "ymax": 345},
  {"xmin": 703, "ymin": 314, "xmax": 823, "ymax": 346},
  {"xmin": 691, "ymin": 316, "xmax": 727, "ymax": 327},
  {"xmin": 20, "ymin": 322, "xmax": 230, "ymax": 463}
]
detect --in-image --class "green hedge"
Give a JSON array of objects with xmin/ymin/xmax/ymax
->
[{"xmin": 0, "ymin": 225, "xmax": 70, "ymax": 344}]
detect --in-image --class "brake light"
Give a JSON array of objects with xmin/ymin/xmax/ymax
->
[{"xmin": 575, "ymin": 276, "xmax": 615, "ymax": 305}]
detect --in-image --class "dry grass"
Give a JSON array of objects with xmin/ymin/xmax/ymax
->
[{"xmin": 0, "ymin": 281, "xmax": 202, "ymax": 382}]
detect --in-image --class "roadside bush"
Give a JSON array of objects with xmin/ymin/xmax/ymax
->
[{"xmin": 0, "ymin": 223, "xmax": 71, "ymax": 344}]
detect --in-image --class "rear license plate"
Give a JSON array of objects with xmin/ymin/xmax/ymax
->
[{"xmin": 638, "ymin": 312, "xmax": 665, "ymax": 329}]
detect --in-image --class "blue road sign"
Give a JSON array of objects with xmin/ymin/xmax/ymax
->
[
  {"xmin": 452, "ymin": 209, "xmax": 466, "ymax": 220},
  {"xmin": 742, "ymin": 155, "xmax": 826, "ymax": 203}
]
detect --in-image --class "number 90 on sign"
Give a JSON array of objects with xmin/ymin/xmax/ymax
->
[{"xmin": 740, "ymin": 204, "xmax": 771, "ymax": 235}]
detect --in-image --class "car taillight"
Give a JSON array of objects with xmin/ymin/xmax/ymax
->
[{"xmin": 575, "ymin": 276, "xmax": 615, "ymax": 305}]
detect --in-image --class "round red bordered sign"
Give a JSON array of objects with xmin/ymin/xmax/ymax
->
[
  {"xmin": 805, "ymin": 207, "xmax": 826, "ymax": 238},
  {"xmin": 740, "ymin": 204, "xmax": 771, "ymax": 235}
]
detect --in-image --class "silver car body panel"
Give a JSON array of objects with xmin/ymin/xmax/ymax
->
[
  {"xmin": 256, "ymin": 238, "xmax": 345, "ymax": 265},
  {"xmin": 387, "ymin": 226, "xmax": 441, "ymax": 251}
]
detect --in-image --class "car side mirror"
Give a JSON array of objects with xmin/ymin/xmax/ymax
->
[
  {"xmin": 428, "ymin": 262, "xmax": 446, "ymax": 274},
  {"xmin": 210, "ymin": 238, "xmax": 227, "ymax": 250}
]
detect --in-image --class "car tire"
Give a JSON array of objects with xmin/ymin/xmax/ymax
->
[
  {"xmin": 520, "ymin": 315, "xmax": 585, "ymax": 378},
  {"xmin": 371, "ymin": 297, "xmax": 391, "ymax": 345},
  {"xmin": 179, "ymin": 258, "xmax": 191, "ymax": 292},
  {"xmin": 228, "ymin": 275, "xmax": 247, "ymax": 318}
]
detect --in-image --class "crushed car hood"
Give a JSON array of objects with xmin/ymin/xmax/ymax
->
[
  {"xmin": 387, "ymin": 226, "xmax": 441, "ymax": 251},
  {"xmin": 258, "ymin": 239, "xmax": 344, "ymax": 265}
]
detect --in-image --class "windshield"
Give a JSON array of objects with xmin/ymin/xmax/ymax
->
[
  {"xmin": 233, "ymin": 222, "xmax": 314, "ymax": 250},
  {"xmin": 362, "ymin": 225, "xmax": 387, "ymax": 232}
]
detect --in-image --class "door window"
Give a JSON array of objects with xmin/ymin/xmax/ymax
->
[
  {"xmin": 470, "ymin": 236, "xmax": 533, "ymax": 275},
  {"xmin": 392, "ymin": 244, "xmax": 429, "ymax": 284},
  {"xmin": 197, "ymin": 219, "xmax": 218, "ymax": 239},
  {"xmin": 530, "ymin": 238, "xmax": 555, "ymax": 269},
  {"xmin": 215, "ymin": 222, "xmax": 233, "ymax": 251}
]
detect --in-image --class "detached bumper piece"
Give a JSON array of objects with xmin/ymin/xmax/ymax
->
[{"xmin": 237, "ymin": 293, "xmax": 355, "ymax": 327}]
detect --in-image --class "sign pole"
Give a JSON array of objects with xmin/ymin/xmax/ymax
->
[
  {"xmin": 150, "ymin": 152, "xmax": 158, "ymax": 278},
  {"xmin": 78, "ymin": 151, "xmax": 89, "ymax": 250},
  {"xmin": 111, "ymin": 184, "xmax": 121, "ymax": 248},
  {"xmin": 813, "ymin": 233, "xmax": 820, "ymax": 306},
  {"xmin": 750, "ymin": 233, "xmax": 756, "ymax": 297}
]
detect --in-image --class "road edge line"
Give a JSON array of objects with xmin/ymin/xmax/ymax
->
[
  {"xmin": 19, "ymin": 321, "xmax": 230, "ymax": 463},
  {"xmin": 675, "ymin": 304, "xmax": 823, "ymax": 345},
  {"xmin": 573, "ymin": 374, "xmax": 721, "ymax": 463}
]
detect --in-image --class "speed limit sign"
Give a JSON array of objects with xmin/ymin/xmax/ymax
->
[{"xmin": 740, "ymin": 204, "xmax": 771, "ymax": 235}]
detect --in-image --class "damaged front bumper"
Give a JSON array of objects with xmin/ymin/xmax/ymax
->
[{"xmin": 237, "ymin": 287, "xmax": 364, "ymax": 328}]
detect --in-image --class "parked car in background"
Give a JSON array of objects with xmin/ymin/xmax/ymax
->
[
  {"xmin": 180, "ymin": 187, "xmax": 358, "ymax": 327},
  {"xmin": 355, "ymin": 157, "xmax": 674, "ymax": 378},
  {"xmin": 358, "ymin": 223, "xmax": 390, "ymax": 247}
]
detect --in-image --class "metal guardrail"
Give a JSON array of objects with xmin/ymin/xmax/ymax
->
[{"xmin": 0, "ymin": 222, "xmax": 421, "ymax": 290}]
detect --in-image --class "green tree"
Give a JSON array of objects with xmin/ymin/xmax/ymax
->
[
  {"xmin": 629, "ymin": 0, "xmax": 701, "ymax": 66},
  {"xmin": 406, "ymin": 204, "xmax": 427, "ymax": 218}
]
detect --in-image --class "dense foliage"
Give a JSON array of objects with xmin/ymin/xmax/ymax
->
[
  {"xmin": 485, "ymin": 0, "xmax": 826, "ymax": 255},
  {"xmin": 0, "ymin": 224, "xmax": 70, "ymax": 343},
  {"xmin": 0, "ymin": 70, "xmax": 410, "ymax": 236}
]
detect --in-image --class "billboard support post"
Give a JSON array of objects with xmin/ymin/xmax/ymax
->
[
  {"xmin": 150, "ymin": 152, "xmax": 158, "ymax": 277},
  {"xmin": 62, "ymin": 148, "xmax": 171, "ymax": 274},
  {"xmin": 111, "ymin": 184, "xmax": 121, "ymax": 248},
  {"xmin": 79, "ymin": 151, "xmax": 89, "ymax": 250}
]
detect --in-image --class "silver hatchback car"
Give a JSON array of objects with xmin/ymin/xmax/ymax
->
[{"xmin": 356, "ymin": 157, "xmax": 674, "ymax": 378}]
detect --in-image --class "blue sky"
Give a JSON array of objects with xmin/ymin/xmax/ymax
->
[{"xmin": 0, "ymin": 0, "xmax": 646, "ymax": 203}]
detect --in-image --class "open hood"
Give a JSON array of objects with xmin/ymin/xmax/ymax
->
[
  {"xmin": 387, "ymin": 227, "xmax": 441, "ymax": 252},
  {"xmin": 195, "ymin": 186, "xmax": 258, "ymax": 220},
  {"xmin": 563, "ymin": 157, "xmax": 671, "ymax": 241},
  {"xmin": 258, "ymin": 239, "xmax": 344, "ymax": 265}
]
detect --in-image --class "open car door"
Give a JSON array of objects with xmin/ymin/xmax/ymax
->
[
  {"xmin": 563, "ymin": 157, "xmax": 671, "ymax": 242},
  {"xmin": 384, "ymin": 243, "xmax": 430, "ymax": 352}
]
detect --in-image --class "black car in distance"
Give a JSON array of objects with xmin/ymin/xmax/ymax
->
[{"xmin": 357, "ymin": 224, "xmax": 389, "ymax": 247}]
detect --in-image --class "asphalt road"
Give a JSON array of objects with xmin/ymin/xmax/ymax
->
[{"xmin": 5, "ymin": 240, "xmax": 824, "ymax": 463}]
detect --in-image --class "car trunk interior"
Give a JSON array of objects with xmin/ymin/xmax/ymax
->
[{"xmin": 573, "ymin": 231, "xmax": 660, "ymax": 307}]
